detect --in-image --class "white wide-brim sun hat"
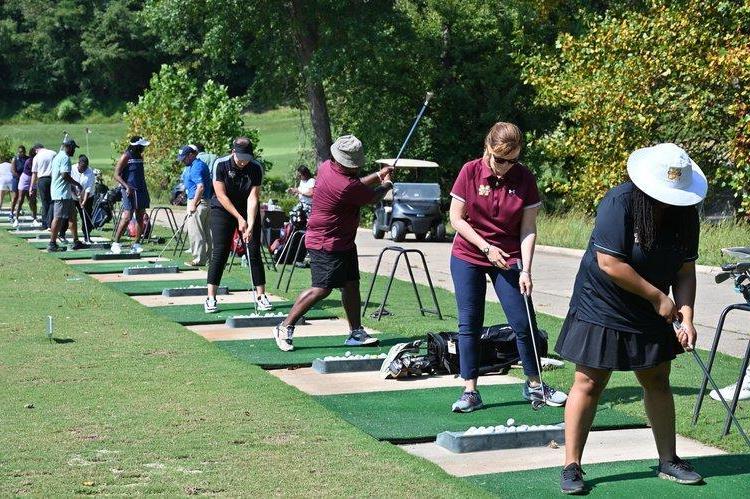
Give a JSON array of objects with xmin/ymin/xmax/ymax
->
[{"xmin": 627, "ymin": 143, "xmax": 708, "ymax": 206}]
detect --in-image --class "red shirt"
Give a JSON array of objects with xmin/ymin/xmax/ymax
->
[
  {"xmin": 305, "ymin": 160, "xmax": 378, "ymax": 252},
  {"xmin": 450, "ymin": 157, "xmax": 541, "ymax": 267}
]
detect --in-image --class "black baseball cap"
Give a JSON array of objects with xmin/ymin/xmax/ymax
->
[
  {"xmin": 62, "ymin": 138, "xmax": 79, "ymax": 149},
  {"xmin": 232, "ymin": 138, "xmax": 254, "ymax": 161}
]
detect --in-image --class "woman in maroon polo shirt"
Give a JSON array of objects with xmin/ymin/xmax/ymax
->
[{"xmin": 448, "ymin": 122, "xmax": 568, "ymax": 413}]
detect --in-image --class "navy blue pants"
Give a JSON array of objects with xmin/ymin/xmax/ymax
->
[{"xmin": 450, "ymin": 255, "xmax": 541, "ymax": 379}]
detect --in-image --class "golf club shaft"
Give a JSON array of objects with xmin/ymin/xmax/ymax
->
[
  {"xmin": 392, "ymin": 92, "xmax": 434, "ymax": 169},
  {"xmin": 242, "ymin": 238, "xmax": 258, "ymax": 314},
  {"xmin": 158, "ymin": 213, "xmax": 188, "ymax": 260},
  {"xmin": 522, "ymin": 292, "xmax": 545, "ymax": 401},
  {"xmin": 691, "ymin": 349, "xmax": 750, "ymax": 447}
]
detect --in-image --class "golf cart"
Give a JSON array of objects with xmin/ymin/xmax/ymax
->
[{"xmin": 371, "ymin": 159, "xmax": 446, "ymax": 242}]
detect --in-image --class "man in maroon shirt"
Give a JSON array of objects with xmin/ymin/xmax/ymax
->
[{"xmin": 273, "ymin": 135, "xmax": 394, "ymax": 351}]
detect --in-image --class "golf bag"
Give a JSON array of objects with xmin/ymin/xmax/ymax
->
[
  {"xmin": 270, "ymin": 204, "xmax": 308, "ymax": 264},
  {"xmin": 91, "ymin": 187, "xmax": 122, "ymax": 229},
  {"xmin": 426, "ymin": 324, "xmax": 549, "ymax": 376},
  {"xmin": 128, "ymin": 212, "xmax": 150, "ymax": 238}
]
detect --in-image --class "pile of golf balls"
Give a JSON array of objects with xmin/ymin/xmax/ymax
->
[
  {"xmin": 237, "ymin": 312, "xmax": 286, "ymax": 318},
  {"xmin": 462, "ymin": 422, "xmax": 564, "ymax": 435},
  {"xmin": 322, "ymin": 352, "xmax": 388, "ymax": 361}
]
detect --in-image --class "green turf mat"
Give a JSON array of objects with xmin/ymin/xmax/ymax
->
[
  {"xmin": 69, "ymin": 259, "xmax": 191, "ymax": 274},
  {"xmin": 465, "ymin": 454, "xmax": 750, "ymax": 498},
  {"xmin": 107, "ymin": 277, "xmax": 250, "ymax": 295},
  {"xmin": 148, "ymin": 301, "xmax": 338, "ymax": 325},
  {"xmin": 216, "ymin": 333, "xmax": 416, "ymax": 369},
  {"xmin": 315, "ymin": 384, "xmax": 645, "ymax": 442},
  {"xmin": 51, "ymin": 250, "xmax": 161, "ymax": 260}
]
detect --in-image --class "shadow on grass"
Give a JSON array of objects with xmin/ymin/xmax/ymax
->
[
  {"xmin": 51, "ymin": 338, "xmax": 75, "ymax": 344},
  {"xmin": 599, "ymin": 385, "xmax": 700, "ymax": 406}
]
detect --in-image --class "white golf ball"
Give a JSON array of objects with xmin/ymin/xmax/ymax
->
[
  {"xmin": 344, "ymin": 351, "xmax": 352, "ymax": 357},
  {"xmin": 506, "ymin": 426, "xmax": 517, "ymax": 432},
  {"xmin": 465, "ymin": 427, "xmax": 477, "ymax": 435},
  {"xmin": 506, "ymin": 418, "xmax": 515, "ymax": 426},
  {"xmin": 518, "ymin": 425, "xmax": 529, "ymax": 432},
  {"xmin": 378, "ymin": 353, "xmax": 387, "ymax": 358},
  {"xmin": 477, "ymin": 426, "xmax": 486, "ymax": 433}
]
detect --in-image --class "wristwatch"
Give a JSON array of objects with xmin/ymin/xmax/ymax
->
[{"xmin": 482, "ymin": 246, "xmax": 490, "ymax": 255}]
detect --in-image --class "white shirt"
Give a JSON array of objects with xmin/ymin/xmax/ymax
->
[
  {"xmin": 32, "ymin": 148, "xmax": 57, "ymax": 177},
  {"xmin": 0, "ymin": 162, "xmax": 12, "ymax": 185},
  {"xmin": 298, "ymin": 177, "xmax": 315, "ymax": 206},
  {"xmin": 72, "ymin": 165, "xmax": 95, "ymax": 195}
]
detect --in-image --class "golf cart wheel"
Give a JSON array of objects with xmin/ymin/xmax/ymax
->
[
  {"xmin": 415, "ymin": 232, "xmax": 427, "ymax": 241},
  {"xmin": 372, "ymin": 220, "xmax": 385, "ymax": 239},
  {"xmin": 391, "ymin": 221, "xmax": 407, "ymax": 242},
  {"xmin": 430, "ymin": 223, "xmax": 446, "ymax": 242}
]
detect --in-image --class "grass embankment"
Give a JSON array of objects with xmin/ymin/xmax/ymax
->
[
  {"xmin": 538, "ymin": 211, "xmax": 750, "ymax": 267},
  {"xmin": 0, "ymin": 230, "xmax": 486, "ymax": 496}
]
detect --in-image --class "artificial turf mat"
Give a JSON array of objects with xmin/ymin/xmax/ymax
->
[
  {"xmin": 216, "ymin": 333, "xmax": 418, "ymax": 369},
  {"xmin": 315, "ymin": 384, "xmax": 645, "ymax": 442},
  {"xmin": 465, "ymin": 454, "xmax": 750, "ymax": 498},
  {"xmin": 108, "ymin": 277, "xmax": 251, "ymax": 295},
  {"xmin": 148, "ymin": 301, "xmax": 338, "ymax": 325},
  {"xmin": 69, "ymin": 259, "xmax": 192, "ymax": 274},
  {"xmin": 51, "ymin": 250, "xmax": 160, "ymax": 260}
]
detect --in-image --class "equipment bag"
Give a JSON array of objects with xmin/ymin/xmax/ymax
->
[
  {"xmin": 427, "ymin": 324, "xmax": 549, "ymax": 376},
  {"xmin": 91, "ymin": 194, "xmax": 113, "ymax": 229},
  {"xmin": 231, "ymin": 229, "xmax": 246, "ymax": 256}
]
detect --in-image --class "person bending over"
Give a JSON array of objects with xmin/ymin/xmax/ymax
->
[
  {"xmin": 112, "ymin": 136, "xmax": 150, "ymax": 254},
  {"xmin": 556, "ymin": 143, "xmax": 707, "ymax": 494},
  {"xmin": 204, "ymin": 137, "xmax": 273, "ymax": 313},
  {"xmin": 272, "ymin": 134, "xmax": 393, "ymax": 352}
]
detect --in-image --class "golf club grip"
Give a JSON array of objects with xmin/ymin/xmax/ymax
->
[{"xmin": 424, "ymin": 91, "xmax": 434, "ymax": 105}]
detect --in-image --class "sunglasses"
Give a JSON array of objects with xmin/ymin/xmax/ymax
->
[{"xmin": 492, "ymin": 155, "xmax": 519, "ymax": 166}]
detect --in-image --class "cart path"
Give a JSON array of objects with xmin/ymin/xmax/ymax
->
[{"xmin": 355, "ymin": 229, "xmax": 750, "ymax": 359}]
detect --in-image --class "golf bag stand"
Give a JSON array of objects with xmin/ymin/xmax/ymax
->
[
  {"xmin": 260, "ymin": 228, "xmax": 277, "ymax": 272},
  {"xmin": 274, "ymin": 230, "xmax": 305, "ymax": 292},
  {"xmin": 362, "ymin": 246, "xmax": 443, "ymax": 321},
  {"xmin": 170, "ymin": 214, "xmax": 190, "ymax": 257},
  {"xmin": 146, "ymin": 206, "xmax": 178, "ymax": 241},
  {"xmin": 692, "ymin": 302, "xmax": 750, "ymax": 438}
]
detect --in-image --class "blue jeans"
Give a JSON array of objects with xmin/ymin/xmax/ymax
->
[{"xmin": 450, "ymin": 255, "xmax": 541, "ymax": 379}]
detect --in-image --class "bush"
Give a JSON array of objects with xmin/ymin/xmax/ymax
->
[
  {"xmin": 0, "ymin": 136, "xmax": 13, "ymax": 163},
  {"xmin": 19, "ymin": 102, "xmax": 46, "ymax": 121},
  {"xmin": 122, "ymin": 64, "xmax": 264, "ymax": 194},
  {"xmin": 55, "ymin": 98, "xmax": 80, "ymax": 121}
]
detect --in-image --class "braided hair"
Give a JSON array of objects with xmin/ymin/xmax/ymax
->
[{"xmin": 631, "ymin": 184, "xmax": 697, "ymax": 252}]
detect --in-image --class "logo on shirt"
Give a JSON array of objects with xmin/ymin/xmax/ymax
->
[
  {"xmin": 227, "ymin": 169, "xmax": 236, "ymax": 179},
  {"xmin": 478, "ymin": 184, "xmax": 490, "ymax": 196}
]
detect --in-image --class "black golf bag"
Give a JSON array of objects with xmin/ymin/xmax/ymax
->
[
  {"xmin": 91, "ymin": 187, "xmax": 121, "ymax": 229},
  {"xmin": 271, "ymin": 204, "xmax": 308, "ymax": 264}
]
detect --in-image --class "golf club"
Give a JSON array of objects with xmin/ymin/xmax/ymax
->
[
  {"xmin": 241, "ymin": 238, "xmax": 258, "ymax": 315},
  {"xmin": 391, "ymin": 91, "xmax": 434, "ymax": 169},
  {"xmin": 674, "ymin": 319, "xmax": 750, "ymax": 448},
  {"xmin": 519, "ymin": 262, "xmax": 546, "ymax": 410},
  {"xmin": 157, "ymin": 212, "xmax": 189, "ymax": 260},
  {"xmin": 77, "ymin": 202, "xmax": 91, "ymax": 244}
]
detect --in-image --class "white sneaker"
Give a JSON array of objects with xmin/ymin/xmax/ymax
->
[
  {"xmin": 272, "ymin": 324, "xmax": 294, "ymax": 351},
  {"xmin": 204, "ymin": 297, "xmax": 218, "ymax": 314},
  {"xmin": 710, "ymin": 374, "xmax": 750, "ymax": 401},
  {"xmin": 30, "ymin": 219, "xmax": 42, "ymax": 228},
  {"xmin": 110, "ymin": 242, "xmax": 122, "ymax": 254},
  {"xmin": 130, "ymin": 243, "xmax": 143, "ymax": 254},
  {"xmin": 12, "ymin": 218, "xmax": 19, "ymax": 228},
  {"xmin": 257, "ymin": 294, "xmax": 273, "ymax": 311}
]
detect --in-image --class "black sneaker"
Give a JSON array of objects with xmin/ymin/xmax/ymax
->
[
  {"xmin": 47, "ymin": 242, "xmax": 61, "ymax": 252},
  {"xmin": 560, "ymin": 463, "xmax": 586, "ymax": 494},
  {"xmin": 71, "ymin": 240, "xmax": 89, "ymax": 250},
  {"xmin": 657, "ymin": 457, "xmax": 703, "ymax": 484}
]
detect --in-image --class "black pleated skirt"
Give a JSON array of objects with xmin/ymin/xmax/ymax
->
[{"xmin": 555, "ymin": 312, "xmax": 684, "ymax": 371}]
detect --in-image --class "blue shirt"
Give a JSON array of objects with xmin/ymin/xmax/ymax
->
[
  {"xmin": 186, "ymin": 158, "xmax": 213, "ymax": 201},
  {"xmin": 50, "ymin": 150, "xmax": 73, "ymax": 201}
]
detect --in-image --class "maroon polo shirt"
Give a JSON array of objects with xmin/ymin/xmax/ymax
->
[
  {"xmin": 305, "ymin": 160, "xmax": 378, "ymax": 252},
  {"xmin": 450, "ymin": 157, "xmax": 541, "ymax": 267}
]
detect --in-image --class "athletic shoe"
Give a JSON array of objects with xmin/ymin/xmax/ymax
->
[
  {"xmin": 523, "ymin": 381, "xmax": 568, "ymax": 407},
  {"xmin": 710, "ymin": 371, "xmax": 750, "ymax": 401},
  {"xmin": 256, "ymin": 294, "xmax": 273, "ymax": 311},
  {"xmin": 12, "ymin": 218, "xmax": 19, "ymax": 228},
  {"xmin": 560, "ymin": 463, "xmax": 586, "ymax": 494},
  {"xmin": 71, "ymin": 240, "xmax": 88, "ymax": 250},
  {"xmin": 58, "ymin": 235, "xmax": 68, "ymax": 244},
  {"xmin": 7, "ymin": 213, "xmax": 13, "ymax": 222},
  {"xmin": 130, "ymin": 243, "xmax": 143, "ymax": 254},
  {"xmin": 345, "ymin": 328, "xmax": 379, "ymax": 346},
  {"xmin": 204, "ymin": 297, "xmax": 218, "ymax": 314},
  {"xmin": 657, "ymin": 457, "xmax": 703, "ymax": 484},
  {"xmin": 46, "ymin": 242, "xmax": 61, "ymax": 252},
  {"xmin": 451, "ymin": 390, "xmax": 484, "ymax": 413},
  {"xmin": 273, "ymin": 324, "xmax": 294, "ymax": 352},
  {"xmin": 30, "ymin": 219, "xmax": 42, "ymax": 228},
  {"xmin": 380, "ymin": 342, "xmax": 413, "ymax": 379}
]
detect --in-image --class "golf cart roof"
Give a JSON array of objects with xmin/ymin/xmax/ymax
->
[{"xmin": 376, "ymin": 158, "xmax": 438, "ymax": 168}]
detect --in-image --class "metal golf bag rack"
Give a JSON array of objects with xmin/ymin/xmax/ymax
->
[
  {"xmin": 274, "ymin": 229, "xmax": 306, "ymax": 292},
  {"xmin": 362, "ymin": 246, "xmax": 442, "ymax": 321},
  {"xmin": 141, "ymin": 207, "xmax": 178, "ymax": 244},
  {"xmin": 692, "ymin": 247, "xmax": 750, "ymax": 445}
]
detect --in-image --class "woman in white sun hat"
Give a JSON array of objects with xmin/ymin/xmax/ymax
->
[{"xmin": 555, "ymin": 143, "xmax": 708, "ymax": 494}]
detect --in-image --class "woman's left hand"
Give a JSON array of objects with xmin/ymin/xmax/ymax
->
[
  {"xmin": 243, "ymin": 226, "xmax": 252, "ymax": 243},
  {"xmin": 674, "ymin": 320, "xmax": 697, "ymax": 351},
  {"xmin": 519, "ymin": 271, "xmax": 533, "ymax": 296}
]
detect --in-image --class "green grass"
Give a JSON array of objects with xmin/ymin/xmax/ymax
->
[
  {"xmin": 244, "ymin": 107, "xmax": 312, "ymax": 180},
  {"xmin": 537, "ymin": 211, "xmax": 750, "ymax": 267},
  {"xmin": 0, "ymin": 229, "xmax": 488, "ymax": 496}
]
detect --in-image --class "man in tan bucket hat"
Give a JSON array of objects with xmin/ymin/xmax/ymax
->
[{"xmin": 272, "ymin": 135, "xmax": 395, "ymax": 351}]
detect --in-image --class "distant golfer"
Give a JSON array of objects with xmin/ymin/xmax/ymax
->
[
  {"xmin": 8, "ymin": 145, "xmax": 28, "ymax": 221},
  {"xmin": 287, "ymin": 164, "xmax": 316, "ymax": 212},
  {"xmin": 14, "ymin": 146, "xmax": 39, "ymax": 227},
  {"xmin": 204, "ymin": 137, "xmax": 273, "ymax": 313},
  {"xmin": 112, "ymin": 136, "xmax": 150, "ymax": 254},
  {"xmin": 29, "ymin": 143, "xmax": 56, "ymax": 229},
  {"xmin": 556, "ymin": 144, "xmax": 707, "ymax": 494},
  {"xmin": 48, "ymin": 138, "xmax": 86, "ymax": 252},
  {"xmin": 177, "ymin": 144, "xmax": 213, "ymax": 266},
  {"xmin": 272, "ymin": 134, "xmax": 393, "ymax": 352},
  {"xmin": 448, "ymin": 122, "xmax": 567, "ymax": 413}
]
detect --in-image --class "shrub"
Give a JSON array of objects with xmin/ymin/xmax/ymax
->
[
  {"xmin": 0, "ymin": 136, "xmax": 13, "ymax": 163},
  {"xmin": 55, "ymin": 98, "xmax": 80, "ymax": 121},
  {"xmin": 19, "ymin": 103, "xmax": 46, "ymax": 121}
]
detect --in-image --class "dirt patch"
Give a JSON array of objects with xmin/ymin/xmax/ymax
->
[{"xmin": 262, "ymin": 432, "xmax": 298, "ymax": 445}]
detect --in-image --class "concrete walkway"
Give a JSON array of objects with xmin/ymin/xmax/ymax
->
[{"xmin": 354, "ymin": 229, "xmax": 750, "ymax": 359}]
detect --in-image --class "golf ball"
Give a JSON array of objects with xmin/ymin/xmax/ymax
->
[
  {"xmin": 518, "ymin": 425, "xmax": 529, "ymax": 432},
  {"xmin": 344, "ymin": 351, "xmax": 352, "ymax": 357},
  {"xmin": 506, "ymin": 418, "xmax": 515, "ymax": 426},
  {"xmin": 506, "ymin": 426, "xmax": 517, "ymax": 433},
  {"xmin": 465, "ymin": 427, "xmax": 478, "ymax": 435},
  {"xmin": 378, "ymin": 353, "xmax": 387, "ymax": 359}
]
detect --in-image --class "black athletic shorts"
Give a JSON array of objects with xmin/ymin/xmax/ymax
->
[{"xmin": 309, "ymin": 247, "xmax": 360, "ymax": 289}]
